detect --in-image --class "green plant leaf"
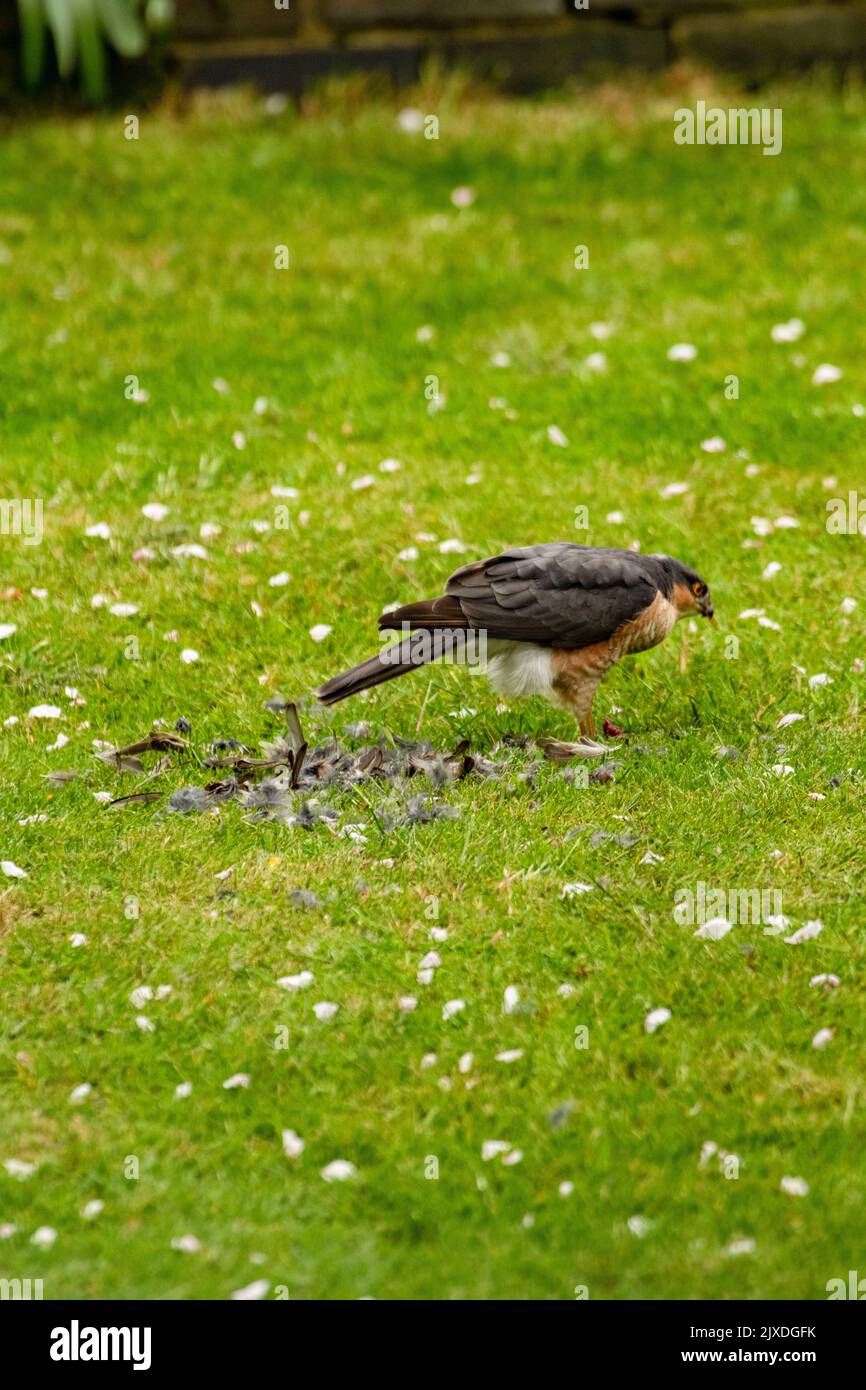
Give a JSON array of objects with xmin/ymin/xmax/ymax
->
[
  {"xmin": 145, "ymin": 0, "xmax": 173, "ymax": 33},
  {"xmin": 44, "ymin": 0, "xmax": 78, "ymax": 79},
  {"xmin": 96, "ymin": 0, "xmax": 147, "ymax": 58},
  {"xmin": 69, "ymin": 0, "xmax": 107, "ymax": 102},
  {"xmin": 16, "ymin": 0, "xmax": 48, "ymax": 88}
]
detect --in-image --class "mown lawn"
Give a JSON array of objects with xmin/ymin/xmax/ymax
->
[{"xmin": 1, "ymin": 69, "xmax": 865, "ymax": 1301}]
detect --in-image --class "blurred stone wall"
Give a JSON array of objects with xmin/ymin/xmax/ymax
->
[
  {"xmin": 6, "ymin": 0, "xmax": 866, "ymax": 96},
  {"xmin": 172, "ymin": 0, "xmax": 866, "ymax": 90}
]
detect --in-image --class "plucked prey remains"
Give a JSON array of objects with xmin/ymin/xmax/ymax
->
[{"xmin": 316, "ymin": 543, "xmax": 713, "ymax": 737}]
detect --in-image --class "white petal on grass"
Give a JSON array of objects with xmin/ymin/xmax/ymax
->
[
  {"xmin": 351, "ymin": 474, "xmax": 376, "ymax": 491},
  {"xmin": 4, "ymin": 1159, "xmax": 36, "ymax": 1179},
  {"xmin": 416, "ymin": 968, "xmax": 434, "ymax": 985},
  {"xmin": 397, "ymin": 107, "xmax": 424, "ymax": 133},
  {"xmin": 69, "ymin": 1083, "xmax": 92, "ymax": 1103},
  {"xmin": 809, "ymin": 672, "xmax": 832, "ymax": 690},
  {"xmin": 812, "ymin": 1028, "xmax": 833, "ymax": 1049},
  {"xmin": 771, "ymin": 318, "xmax": 804, "ymax": 343},
  {"xmin": 700, "ymin": 436, "xmax": 726, "ymax": 453},
  {"xmin": 418, "ymin": 950, "xmax": 441, "ymax": 970},
  {"xmin": 559, "ymin": 1181, "xmax": 575, "ymax": 1198},
  {"xmin": 29, "ymin": 705, "xmax": 62, "ymax": 719},
  {"xmin": 780, "ymin": 1175, "xmax": 809, "ymax": 1197},
  {"xmin": 775, "ymin": 515, "xmax": 799, "ymax": 529},
  {"xmin": 231, "ymin": 1279, "xmax": 270, "ymax": 1301},
  {"xmin": 174, "ymin": 1082, "xmax": 193, "ymax": 1099},
  {"xmin": 762, "ymin": 561, "xmax": 783, "ymax": 580},
  {"xmin": 606, "ymin": 510, "xmax": 624, "ymax": 523},
  {"xmin": 81, "ymin": 1199, "xmax": 104, "ymax": 1220},
  {"xmin": 640, "ymin": 850, "xmax": 664, "ymax": 866},
  {"xmin": 397, "ymin": 547, "xmax": 419, "ymax": 562},
  {"xmin": 501, "ymin": 1149, "xmax": 523, "ymax": 1166},
  {"xmin": 276, "ymin": 971, "xmax": 314, "ymax": 991},
  {"xmin": 645, "ymin": 1007, "xmax": 671, "ymax": 1034},
  {"xmin": 309, "ymin": 624, "xmax": 332, "ymax": 643},
  {"xmin": 172, "ymin": 543, "xmax": 208, "ymax": 561},
  {"xmin": 811, "ymin": 363, "xmax": 842, "ymax": 385},
  {"xmin": 222, "ymin": 1073, "xmax": 250, "ymax": 1090},
  {"xmin": 503, "ymin": 985, "xmax": 520, "ymax": 1014},
  {"xmin": 628, "ymin": 1215, "xmax": 652, "ymax": 1238},
  {"xmin": 420, "ymin": 1053, "xmax": 437, "ymax": 1069},
  {"xmin": 31, "ymin": 1226, "xmax": 57, "ymax": 1248},
  {"xmin": 2, "ymin": 861, "xmax": 27, "ymax": 879},
  {"xmin": 481, "ymin": 1141, "xmax": 511, "ymax": 1161},
  {"xmin": 268, "ymin": 572, "xmax": 290, "ymax": 588},
  {"xmin": 271, "ymin": 484, "xmax": 299, "ymax": 499},
  {"xmin": 313, "ymin": 1001, "xmax": 339, "ymax": 1022},
  {"xmin": 776, "ymin": 712, "xmax": 804, "ymax": 729},
  {"xmin": 85, "ymin": 522, "xmax": 111, "ymax": 540},
  {"xmin": 398, "ymin": 995, "xmax": 417, "ymax": 1012},
  {"xmin": 450, "ymin": 185, "xmax": 475, "ymax": 208},
  {"xmin": 667, "ymin": 343, "xmax": 697, "ymax": 362},
  {"xmin": 458, "ymin": 1052, "xmax": 473, "ymax": 1074},
  {"xmin": 142, "ymin": 502, "xmax": 169, "ymax": 522},
  {"xmin": 660, "ymin": 482, "xmax": 688, "ymax": 499},
  {"xmin": 584, "ymin": 352, "xmax": 607, "ymax": 372},
  {"xmin": 784, "ymin": 920, "xmax": 823, "ymax": 945},
  {"xmin": 694, "ymin": 917, "xmax": 732, "ymax": 941},
  {"xmin": 495, "ymin": 1049, "xmax": 524, "ymax": 1064},
  {"xmin": 171, "ymin": 1234, "xmax": 201, "ymax": 1253},
  {"xmin": 320, "ymin": 1160, "xmax": 356, "ymax": 1182},
  {"xmin": 282, "ymin": 1129, "xmax": 305, "ymax": 1158},
  {"xmin": 770, "ymin": 764, "xmax": 794, "ymax": 778},
  {"xmin": 0, "ymin": 623, "xmax": 16, "ymax": 640},
  {"xmin": 442, "ymin": 999, "xmax": 465, "ymax": 1021},
  {"xmin": 135, "ymin": 1015, "xmax": 155, "ymax": 1033},
  {"xmin": 70, "ymin": 933, "xmax": 87, "ymax": 947},
  {"xmin": 841, "ymin": 597, "xmax": 857, "ymax": 615},
  {"xmin": 439, "ymin": 538, "xmax": 467, "ymax": 554},
  {"xmin": 725, "ymin": 1236, "xmax": 757, "ymax": 1257},
  {"xmin": 809, "ymin": 973, "xmax": 840, "ymax": 989},
  {"xmin": 547, "ymin": 425, "xmax": 568, "ymax": 447}
]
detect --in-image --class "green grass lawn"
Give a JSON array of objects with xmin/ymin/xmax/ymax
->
[{"xmin": 1, "ymin": 69, "xmax": 866, "ymax": 1301}]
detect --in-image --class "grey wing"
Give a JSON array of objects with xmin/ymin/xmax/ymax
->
[{"xmin": 445, "ymin": 543, "xmax": 662, "ymax": 647}]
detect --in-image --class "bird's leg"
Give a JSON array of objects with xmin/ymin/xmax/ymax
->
[{"xmin": 579, "ymin": 710, "xmax": 596, "ymax": 739}]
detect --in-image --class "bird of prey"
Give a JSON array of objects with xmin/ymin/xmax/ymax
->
[{"xmin": 316, "ymin": 543, "xmax": 713, "ymax": 737}]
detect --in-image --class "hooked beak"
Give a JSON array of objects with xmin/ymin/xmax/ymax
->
[{"xmin": 701, "ymin": 597, "xmax": 714, "ymax": 620}]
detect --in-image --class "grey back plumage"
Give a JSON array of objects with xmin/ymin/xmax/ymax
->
[{"xmin": 441, "ymin": 543, "xmax": 675, "ymax": 648}]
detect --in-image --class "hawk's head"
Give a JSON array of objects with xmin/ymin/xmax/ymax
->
[{"xmin": 664, "ymin": 558, "xmax": 714, "ymax": 620}]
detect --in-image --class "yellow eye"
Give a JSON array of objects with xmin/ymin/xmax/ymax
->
[{"xmin": 692, "ymin": 581, "xmax": 705, "ymax": 596}]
